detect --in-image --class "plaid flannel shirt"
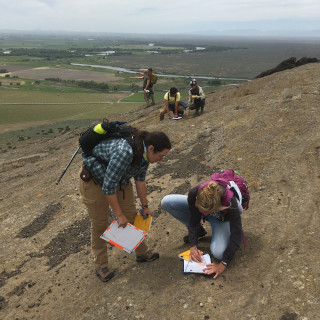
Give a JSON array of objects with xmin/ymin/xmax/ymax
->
[{"xmin": 82, "ymin": 138, "xmax": 149, "ymax": 195}]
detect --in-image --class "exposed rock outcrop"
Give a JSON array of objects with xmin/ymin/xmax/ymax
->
[{"xmin": 255, "ymin": 56, "xmax": 319, "ymax": 78}]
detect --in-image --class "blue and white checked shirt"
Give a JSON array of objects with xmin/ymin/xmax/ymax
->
[{"xmin": 82, "ymin": 138, "xmax": 149, "ymax": 195}]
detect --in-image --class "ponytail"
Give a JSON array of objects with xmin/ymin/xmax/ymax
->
[
  {"xmin": 195, "ymin": 181, "xmax": 226, "ymax": 212},
  {"xmin": 131, "ymin": 129, "xmax": 171, "ymax": 165}
]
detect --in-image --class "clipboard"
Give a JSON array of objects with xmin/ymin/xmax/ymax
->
[
  {"xmin": 178, "ymin": 249, "xmax": 203, "ymax": 261},
  {"xmin": 134, "ymin": 214, "xmax": 152, "ymax": 231},
  {"xmin": 183, "ymin": 254, "xmax": 211, "ymax": 274},
  {"xmin": 100, "ymin": 219, "xmax": 147, "ymax": 254}
]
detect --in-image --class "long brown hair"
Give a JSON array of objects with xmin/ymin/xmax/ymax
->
[{"xmin": 132, "ymin": 129, "xmax": 171, "ymax": 165}]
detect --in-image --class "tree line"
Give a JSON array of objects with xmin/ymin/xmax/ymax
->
[{"xmin": 45, "ymin": 78, "xmax": 109, "ymax": 90}]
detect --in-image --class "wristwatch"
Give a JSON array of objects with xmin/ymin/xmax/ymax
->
[{"xmin": 221, "ymin": 261, "xmax": 228, "ymax": 267}]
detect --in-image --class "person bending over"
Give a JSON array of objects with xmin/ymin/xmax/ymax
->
[
  {"xmin": 159, "ymin": 87, "xmax": 185, "ymax": 120},
  {"xmin": 80, "ymin": 128, "xmax": 171, "ymax": 282},
  {"xmin": 161, "ymin": 179, "xmax": 245, "ymax": 279}
]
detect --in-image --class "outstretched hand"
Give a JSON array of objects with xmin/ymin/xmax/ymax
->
[{"xmin": 203, "ymin": 263, "xmax": 226, "ymax": 279}]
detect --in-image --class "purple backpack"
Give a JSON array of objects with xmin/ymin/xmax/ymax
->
[
  {"xmin": 198, "ymin": 169, "xmax": 250, "ymax": 210},
  {"xmin": 198, "ymin": 169, "xmax": 250, "ymax": 247}
]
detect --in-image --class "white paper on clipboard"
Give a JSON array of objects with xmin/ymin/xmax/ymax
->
[
  {"xmin": 100, "ymin": 219, "xmax": 147, "ymax": 254},
  {"xmin": 183, "ymin": 254, "xmax": 211, "ymax": 274}
]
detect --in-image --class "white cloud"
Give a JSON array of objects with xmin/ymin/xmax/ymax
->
[{"xmin": 1, "ymin": 0, "xmax": 320, "ymax": 34}]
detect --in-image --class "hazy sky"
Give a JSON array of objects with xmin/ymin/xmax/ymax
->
[{"xmin": 1, "ymin": 0, "xmax": 320, "ymax": 36}]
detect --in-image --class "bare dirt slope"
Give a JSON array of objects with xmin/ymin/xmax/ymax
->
[{"xmin": 0, "ymin": 63, "xmax": 319, "ymax": 320}]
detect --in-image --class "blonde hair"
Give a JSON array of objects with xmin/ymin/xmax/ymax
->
[{"xmin": 195, "ymin": 181, "xmax": 228, "ymax": 212}]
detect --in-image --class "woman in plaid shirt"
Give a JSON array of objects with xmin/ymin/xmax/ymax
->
[{"xmin": 80, "ymin": 129, "xmax": 171, "ymax": 282}]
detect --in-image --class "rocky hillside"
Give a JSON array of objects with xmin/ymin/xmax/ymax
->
[{"xmin": 0, "ymin": 63, "xmax": 319, "ymax": 320}]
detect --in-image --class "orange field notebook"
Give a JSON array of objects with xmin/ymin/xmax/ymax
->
[{"xmin": 134, "ymin": 214, "xmax": 152, "ymax": 231}]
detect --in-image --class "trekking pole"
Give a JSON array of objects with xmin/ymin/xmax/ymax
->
[{"xmin": 56, "ymin": 146, "xmax": 81, "ymax": 185}]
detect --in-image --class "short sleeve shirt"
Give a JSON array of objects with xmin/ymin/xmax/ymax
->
[{"xmin": 164, "ymin": 92, "xmax": 181, "ymax": 104}]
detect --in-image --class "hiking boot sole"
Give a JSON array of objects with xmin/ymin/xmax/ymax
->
[{"xmin": 94, "ymin": 269, "xmax": 115, "ymax": 282}]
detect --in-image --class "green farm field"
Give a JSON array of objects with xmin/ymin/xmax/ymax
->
[
  {"xmin": 1, "ymin": 31, "xmax": 319, "ymax": 150},
  {"xmin": 0, "ymin": 86, "xmax": 144, "ymax": 148},
  {"xmin": 0, "ymin": 90, "xmax": 141, "ymax": 124}
]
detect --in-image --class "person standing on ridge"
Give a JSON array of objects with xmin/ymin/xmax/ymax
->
[{"xmin": 143, "ymin": 68, "xmax": 156, "ymax": 108}]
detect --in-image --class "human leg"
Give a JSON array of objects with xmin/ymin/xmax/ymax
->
[
  {"xmin": 150, "ymin": 88, "xmax": 155, "ymax": 105},
  {"xmin": 116, "ymin": 183, "xmax": 158, "ymax": 262},
  {"xmin": 161, "ymin": 194, "xmax": 190, "ymax": 226},
  {"xmin": 194, "ymin": 101, "xmax": 201, "ymax": 115},
  {"xmin": 150, "ymin": 94, "xmax": 155, "ymax": 105},
  {"xmin": 189, "ymin": 103, "xmax": 196, "ymax": 110},
  {"xmin": 116, "ymin": 183, "xmax": 149, "ymax": 257},
  {"xmin": 189, "ymin": 102, "xmax": 200, "ymax": 115},
  {"xmin": 200, "ymin": 100, "xmax": 205, "ymax": 113},
  {"xmin": 161, "ymin": 194, "xmax": 207, "ymax": 243},
  {"xmin": 143, "ymin": 91, "xmax": 151, "ymax": 107},
  {"xmin": 79, "ymin": 174, "xmax": 114, "ymax": 281},
  {"xmin": 159, "ymin": 106, "xmax": 167, "ymax": 121},
  {"xmin": 178, "ymin": 105, "xmax": 185, "ymax": 117},
  {"xmin": 206, "ymin": 216, "xmax": 230, "ymax": 260}
]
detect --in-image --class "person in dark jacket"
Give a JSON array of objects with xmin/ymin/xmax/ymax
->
[
  {"xmin": 161, "ymin": 180, "xmax": 243, "ymax": 279},
  {"xmin": 188, "ymin": 78, "xmax": 205, "ymax": 115}
]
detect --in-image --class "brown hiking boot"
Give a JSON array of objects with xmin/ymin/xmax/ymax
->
[
  {"xmin": 94, "ymin": 267, "xmax": 115, "ymax": 282},
  {"xmin": 160, "ymin": 112, "xmax": 164, "ymax": 121},
  {"xmin": 136, "ymin": 250, "xmax": 160, "ymax": 262}
]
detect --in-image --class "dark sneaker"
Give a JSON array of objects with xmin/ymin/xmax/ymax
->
[
  {"xmin": 136, "ymin": 250, "xmax": 160, "ymax": 263},
  {"xmin": 151, "ymin": 102, "xmax": 156, "ymax": 106},
  {"xmin": 94, "ymin": 267, "xmax": 115, "ymax": 282},
  {"xmin": 183, "ymin": 226, "xmax": 207, "ymax": 243}
]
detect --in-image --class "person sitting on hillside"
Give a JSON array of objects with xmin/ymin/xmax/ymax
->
[
  {"xmin": 80, "ymin": 128, "xmax": 171, "ymax": 282},
  {"xmin": 161, "ymin": 175, "xmax": 247, "ymax": 279},
  {"xmin": 188, "ymin": 79, "xmax": 205, "ymax": 116},
  {"xmin": 159, "ymin": 87, "xmax": 185, "ymax": 120},
  {"xmin": 143, "ymin": 68, "xmax": 156, "ymax": 108}
]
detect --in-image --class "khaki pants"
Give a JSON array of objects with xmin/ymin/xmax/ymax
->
[
  {"xmin": 144, "ymin": 88, "xmax": 155, "ymax": 106},
  {"xmin": 79, "ymin": 175, "xmax": 148, "ymax": 269}
]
